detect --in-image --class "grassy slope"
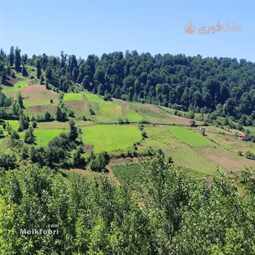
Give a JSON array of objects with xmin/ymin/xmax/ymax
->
[
  {"xmin": 83, "ymin": 92, "xmax": 143, "ymax": 122},
  {"xmin": 83, "ymin": 125, "xmax": 142, "ymax": 153},
  {"xmin": 2, "ymin": 77, "xmax": 255, "ymax": 177},
  {"xmin": 64, "ymin": 93, "xmax": 84, "ymax": 101},
  {"xmin": 34, "ymin": 129, "xmax": 66, "ymax": 147},
  {"xmin": 168, "ymin": 126, "xmax": 213, "ymax": 147},
  {"xmin": 33, "ymin": 123, "xmax": 142, "ymax": 153},
  {"xmin": 139, "ymin": 126, "xmax": 219, "ymax": 175}
]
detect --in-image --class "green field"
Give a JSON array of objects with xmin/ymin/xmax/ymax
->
[
  {"xmin": 64, "ymin": 93, "xmax": 84, "ymax": 101},
  {"xmin": 34, "ymin": 129, "xmax": 66, "ymax": 146},
  {"xmin": 168, "ymin": 126, "xmax": 213, "ymax": 147},
  {"xmin": 83, "ymin": 124, "xmax": 142, "ymax": 153},
  {"xmin": 84, "ymin": 92, "xmax": 132, "ymax": 121},
  {"xmin": 2, "ymin": 74, "xmax": 255, "ymax": 177},
  {"xmin": 140, "ymin": 126, "xmax": 218, "ymax": 175},
  {"xmin": 82, "ymin": 92, "xmax": 144, "ymax": 122},
  {"xmin": 32, "ymin": 123, "xmax": 142, "ymax": 152}
]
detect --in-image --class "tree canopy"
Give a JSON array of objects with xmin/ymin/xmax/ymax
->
[{"xmin": 2, "ymin": 47, "xmax": 255, "ymax": 122}]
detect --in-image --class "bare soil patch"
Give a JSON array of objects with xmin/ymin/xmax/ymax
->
[
  {"xmin": 201, "ymin": 148, "xmax": 255, "ymax": 172},
  {"xmin": 21, "ymin": 85, "xmax": 58, "ymax": 105}
]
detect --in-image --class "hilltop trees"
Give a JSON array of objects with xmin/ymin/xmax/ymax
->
[
  {"xmin": 0, "ymin": 51, "xmax": 8, "ymax": 85},
  {"xmin": 1, "ymin": 47, "xmax": 255, "ymax": 122},
  {"xmin": 21, "ymin": 65, "xmax": 28, "ymax": 77},
  {"xmin": 14, "ymin": 47, "xmax": 21, "ymax": 72},
  {"xmin": 15, "ymin": 49, "xmax": 255, "ymax": 123},
  {"xmin": 9, "ymin": 46, "xmax": 15, "ymax": 66}
]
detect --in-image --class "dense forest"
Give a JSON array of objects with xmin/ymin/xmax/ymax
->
[
  {"xmin": 1, "ymin": 47, "xmax": 255, "ymax": 123},
  {"xmin": 0, "ymin": 153, "xmax": 255, "ymax": 254},
  {"xmin": 0, "ymin": 155, "xmax": 255, "ymax": 255}
]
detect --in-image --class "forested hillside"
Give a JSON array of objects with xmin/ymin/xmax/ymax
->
[
  {"xmin": 0, "ymin": 46, "xmax": 255, "ymax": 253},
  {"xmin": 1, "ymin": 47, "xmax": 255, "ymax": 122},
  {"xmin": 1, "ymin": 154, "xmax": 255, "ymax": 254}
]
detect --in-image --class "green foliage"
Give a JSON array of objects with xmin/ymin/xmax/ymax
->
[
  {"xmin": 56, "ymin": 103, "xmax": 68, "ymax": 122},
  {"xmin": 31, "ymin": 121, "xmax": 84, "ymax": 168},
  {"xmin": 0, "ymin": 129, "xmax": 4, "ymax": 139},
  {"xmin": 0, "ymin": 155, "xmax": 254, "ymax": 253},
  {"xmin": 112, "ymin": 163, "xmax": 145, "ymax": 188},
  {"xmin": 72, "ymin": 146, "xmax": 86, "ymax": 168},
  {"xmin": 18, "ymin": 112, "xmax": 29, "ymax": 132},
  {"xmin": 44, "ymin": 111, "xmax": 53, "ymax": 121},
  {"xmin": 0, "ymin": 154, "xmax": 16, "ymax": 170},
  {"xmin": 0, "ymin": 92, "xmax": 11, "ymax": 107},
  {"xmin": 17, "ymin": 93, "xmax": 24, "ymax": 109},
  {"xmin": 31, "ymin": 120, "xmax": 37, "ymax": 129},
  {"xmin": 10, "ymin": 129, "xmax": 20, "ymax": 140},
  {"xmin": 68, "ymin": 119, "xmax": 79, "ymax": 141},
  {"xmin": 90, "ymin": 152, "xmax": 110, "ymax": 172},
  {"xmin": 244, "ymin": 151, "xmax": 255, "ymax": 160},
  {"xmin": 6, "ymin": 48, "xmax": 255, "ymax": 122},
  {"xmin": 24, "ymin": 127, "xmax": 35, "ymax": 144}
]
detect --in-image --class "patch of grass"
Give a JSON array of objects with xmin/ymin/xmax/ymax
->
[
  {"xmin": 168, "ymin": 126, "xmax": 213, "ymax": 147},
  {"xmin": 87, "ymin": 97, "xmax": 123, "ymax": 121},
  {"xmin": 14, "ymin": 80, "xmax": 28, "ymax": 89},
  {"xmin": 140, "ymin": 126, "xmax": 218, "ymax": 175},
  {"xmin": 34, "ymin": 129, "xmax": 66, "ymax": 147},
  {"xmin": 83, "ymin": 92, "xmax": 103, "ymax": 103},
  {"xmin": 112, "ymin": 163, "xmax": 145, "ymax": 187},
  {"xmin": 126, "ymin": 111, "xmax": 143, "ymax": 122},
  {"xmin": 83, "ymin": 124, "xmax": 142, "ymax": 153},
  {"xmin": 83, "ymin": 92, "xmax": 144, "ymax": 122},
  {"xmin": 64, "ymin": 93, "xmax": 84, "ymax": 102}
]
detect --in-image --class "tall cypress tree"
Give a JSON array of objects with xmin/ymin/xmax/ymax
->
[
  {"xmin": 14, "ymin": 48, "xmax": 21, "ymax": 72},
  {"xmin": 9, "ymin": 46, "xmax": 15, "ymax": 67},
  {"xmin": 36, "ymin": 60, "xmax": 42, "ymax": 79}
]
